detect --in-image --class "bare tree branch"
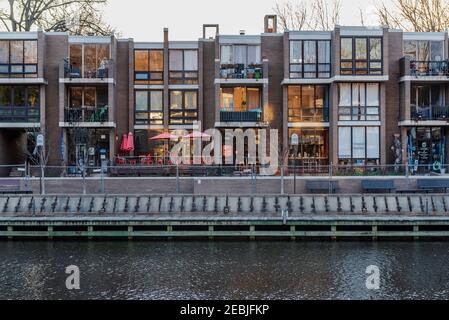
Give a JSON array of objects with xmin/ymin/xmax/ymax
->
[
  {"xmin": 0, "ymin": 0, "xmax": 118, "ymax": 35},
  {"xmin": 274, "ymin": 0, "xmax": 342, "ymax": 31},
  {"xmin": 377, "ymin": 0, "xmax": 449, "ymax": 32}
]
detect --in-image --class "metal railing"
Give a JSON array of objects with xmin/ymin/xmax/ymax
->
[
  {"xmin": 410, "ymin": 105, "xmax": 449, "ymax": 121},
  {"xmin": 64, "ymin": 106, "xmax": 108, "ymax": 123},
  {"xmin": 2, "ymin": 163, "xmax": 449, "ymax": 195},
  {"xmin": 63, "ymin": 58, "xmax": 114, "ymax": 79},
  {"xmin": 219, "ymin": 64, "xmax": 263, "ymax": 79},
  {"xmin": 0, "ymin": 106, "xmax": 40, "ymax": 123},
  {"xmin": 220, "ymin": 110, "xmax": 262, "ymax": 122},
  {"xmin": 410, "ymin": 60, "xmax": 449, "ymax": 77}
]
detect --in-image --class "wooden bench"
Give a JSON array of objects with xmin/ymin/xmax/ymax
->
[
  {"xmin": 305, "ymin": 180, "xmax": 339, "ymax": 194},
  {"xmin": 361, "ymin": 180, "xmax": 396, "ymax": 193},
  {"xmin": 417, "ymin": 179, "xmax": 449, "ymax": 192}
]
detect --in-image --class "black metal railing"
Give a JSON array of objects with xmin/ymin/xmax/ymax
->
[
  {"xmin": 0, "ymin": 106, "xmax": 40, "ymax": 122},
  {"xmin": 63, "ymin": 58, "xmax": 113, "ymax": 79},
  {"xmin": 220, "ymin": 64, "xmax": 263, "ymax": 79},
  {"xmin": 65, "ymin": 106, "xmax": 108, "ymax": 123},
  {"xmin": 220, "ymin": 110, "xmax": 262, "ymax": 122},
  {"xmin": 410, "ymin": 60, "xmax": 449, "ymax": 76},
  {"xmin": 410, "ymin": 105, "xmax": 449, "ymax": 121}
]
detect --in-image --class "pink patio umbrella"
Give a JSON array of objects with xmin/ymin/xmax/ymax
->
[
  {"xmin": 150, "ymin": 132, "xmax": 179, "ymax": 140},
  {"xmin": 183, "ymin": 131, "xmax": 211, "ymax": 139},
  {"xmin": 126, "ymin": 132, "xmax": 134, "ymax": 152},
  {"xmin": 120, "ymin": 134, "xmax": 128, "ymax": 152}
]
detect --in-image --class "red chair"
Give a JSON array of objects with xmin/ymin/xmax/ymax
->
[{"xmin": 115, "ymin": 156, "xmax": 126, "ymax": 165}]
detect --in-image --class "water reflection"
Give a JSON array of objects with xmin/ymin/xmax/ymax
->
[{"xmin": 0, "ymin": 241, "xmax": 449, "ymax": 300}]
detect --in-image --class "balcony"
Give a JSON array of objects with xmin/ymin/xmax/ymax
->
[
  {"xmin": 64, "ymin": 106, "xmax": 109, "ymax": 124},
  {"xmin": 60, "ymin": 58, "xmax": 114, "ymax": 82},
  {"xmin": 400, "ymin": 56, "xmax": 449, "ymax": 78},
  {"xmin": 411, "ymin": 105, "xmax": 449, "ymax": 121},
  {"xmin": 220, "ymin": 109, "xmax": 262, "ymax": 122},
  {"xmin": 219, "ymin": 64, "xmax": 263, "ymax": 80},
  {"xmin": 0, "ymin": 107, "xmax": 40, "ymax": 124}
]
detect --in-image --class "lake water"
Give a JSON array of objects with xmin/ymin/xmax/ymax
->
[{"xmin": 1, "ymin": 241, "xmax": 449, "ymax": 300}]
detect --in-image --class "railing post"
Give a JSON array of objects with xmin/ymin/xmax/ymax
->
[
  {"xmin": 280, "ymin": 164, "xmax": 284, "ymax": 195},
  {"xmin": 176, "ymin": 164, "xmax": 180, "ymax": 194}
]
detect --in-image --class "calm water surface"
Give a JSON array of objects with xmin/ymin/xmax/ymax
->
[{"xmin": 1, "ymin": 241, "xmax": 449, "ymax": 300}]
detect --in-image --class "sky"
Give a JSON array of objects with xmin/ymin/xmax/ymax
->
[{"xmin": 103, "ymin": 0, "xmax": 388, "ymax": 41}]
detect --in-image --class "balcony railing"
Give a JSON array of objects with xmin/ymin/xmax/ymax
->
[
  {"xmin": 220, "ymin": 109, "xmax": 262, "ymax": 122},
  {"xmin": 410, "ymin": 60, "xmax": 449, "ymax": 77},
  {"xmin": 65, "ymin": 106, "xmax": 109, "ymax": 123},
  {"xmin": 410, "ymin": 105, "xmax": 449, "ymax": 121},
  {"xmin": 63, "ymin": 58, "xmax": 114, "ymax": 79},
  {"xmin": 0, "ymin": 107, "xmax": 39, "ymax": 123},
  {"xmin": 219, "ymin": 64, "xmax": 263, "ymax": 79}
]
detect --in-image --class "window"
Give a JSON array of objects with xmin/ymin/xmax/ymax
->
[
  {"xmin": 134, "ymin": 129, "xmax": 167, "ymax": 157},
  {"xmin": 134, "ymin": 49, "xmax": 163, "ymax": 84},
  {"xmin": 220, "ymin": 45, "xmax": 261, "ymax": 66},
  {"xmin": 338, "ymin": 83, "xmax": 380, "ymax": 121},
  {"xmin": 340, "ymin": 37, "xmax": 382, "ymax": 75},
  {"xmin": 66, "ymin": 87, "xmax": 108, "ymax": 123},
  {"xmin": 169, "ymin": 90, "xmax": 198, "ymax": 124},
  {"xmin": 69, "ymin": 43, "xmax": 110, "ymax": 78},
  {"xmin": 289, "ymin": 40, "xmax": 331, "ymax": 78},
  {"xmin": 288, "ymin": 85, "xmax": 329, "ymax": 122},
  {"xmin": 219, "ymin": 87, "xmax": 261, "ymax": 112},
  {"xmin": 288, "ymin": 128, "xmax": 329, "ymax": 166},
  {"xmin": 169, "ymin": 49, "xmax": 198, "ymax": 84},
  {"xmin": 0, "ymin": 86, "xmax": 40, "ymax": 122},
  {"xmin": 404, "ymin": 40, "xmax": 444, "ymax": 61},
  {"xmin": 338, "ymin": 126, "xmax": 380, "ymax": 163},
  {"xmin": 134, "ymin": 90, "xmax": 163, "ymax": 125},
  {"xmin": 0, "ymin": 40, "xmax": 38, "ymax": 77}
]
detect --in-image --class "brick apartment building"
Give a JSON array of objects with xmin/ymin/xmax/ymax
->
[{"xmin": 0, "ymin": 15, "xmax": 448, "ymax": 175}]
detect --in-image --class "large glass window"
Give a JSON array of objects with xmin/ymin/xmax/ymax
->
[
  {"xmin": 169, "ymin": 49, "xmax": 198, "ymax": 84},
  {"xmin": 169, "ymin": 90, "xmax": 198, "ymax": 124},
  {"xmin": 338, "ymin": 83, "xmax": 380, "ymax": 121},
  {"xmin": 288, "ymin": 85, "xmax": 329, "ymax": 122},
  {"xmin": 134, "ymin": 49, "xmax": 163, "ymax": 84},
  {"xmin": 69, "ymin": 43, "xmax": 110, "ymax": 78},
  {"xmin": 0, "ymin": 40, "xmax": 38, "ymax": 77},
  {"xmin": 0, "ymin": 86, "xmax": 40, "ymax": 122},
  {"xmin": 288, "ymin": 128, "xmax": 329, "ymax": 166},
  {"xmin": 66, "ymin": 86, "xmax": 108, "ymax": 122},
  {"xmin": 220, "ymin": 45, "xmax": 261, "ymax": 66},
  {"xmin": 404, "ymin": 40, "xmax": 444, "ymax": 61},
  {"xmin": 290, "ymin": 40, "xmax": 331, "ymax": 78},
  {"xmin": 134, "ymin": 90, "xmax": 163, "ymax": 125},
  {"xmin": 340, "ymin": 37, "xmax": 382, "ymax": 75},
  {"xmin": 219, "ymin": 87, "xmax": 261, "ymax": 112},
  {"xmin": 338, "ymin": 126, "xmax": 380, "ymax": 164}
]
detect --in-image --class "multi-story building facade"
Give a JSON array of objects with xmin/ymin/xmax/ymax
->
[{"xmin": 0, "ymin": 15, "xmax": 448, "ymax": 175}]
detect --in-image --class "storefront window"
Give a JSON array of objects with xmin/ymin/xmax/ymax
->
[
  {"xmin": 407, "ymin": 127, "xmax": 446, "ymax": 170},
  {"xmin": 288, "ymin": 128, "xmax": 328, "ymax": 167},
  {"xmin": 338, "ymin": 126, "xmax": 380, "ymax": 164}
]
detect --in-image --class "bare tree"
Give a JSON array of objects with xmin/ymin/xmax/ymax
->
[
  {"xmin": 0, "ymin": 0, "xmax": 117, "ymax": 35},
  {"xmin": 378, "ymin": 0, "xmax": 449, "ymax": 32},
  {"xmin": 274, "ymin": 0, "xmax": 341, "ymax": 31}
]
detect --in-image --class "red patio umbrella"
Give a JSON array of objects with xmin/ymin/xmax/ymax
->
[
  {"xmin": 126, "ymin": 132, "xmax": 134, "ymax": 152},
  {"xmin": 183, "ymin": 131, "xmax": 211, "ymax": 139},
  {"xmin": 120, "ymin": 134, "xmax": 128, "ymax": 152}
]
